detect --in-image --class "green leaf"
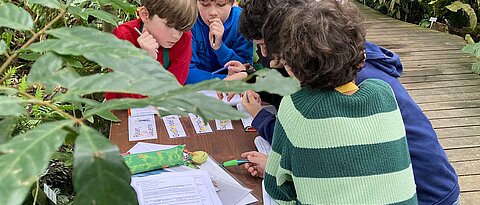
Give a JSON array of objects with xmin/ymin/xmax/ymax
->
[
  {"xmin": 94, "ymin": 109, "xmax": 120, "ymax": 122},
  {"xmin": 67, "ymin": 6, "xmax": 89, "ymax": 20},
  {"xmin": 73, "ymin": 126, "xmax": 138, "ymax": 205},
  {"xmin": 0, "ymin": 3, "xmax": 34, "ymax": 31},
  {"xmin": 27, "ymin": 27, "xmax": 181, "ymax": 95},
  {"xmin": 0, "ymin": 117, "xmax": 17, "ymax": 144},
  {"xmin": 28, "ymin": 52, "xmax": 81, "ymax": 93},
  {"xmin": 18, "ymin": 52, "xmax": 41, "ymax": 61},
  {"xmin": 472, "ymin": 61, "xmax": 480, "ymax": 74},
  {"xmin": 0, "ymin": 121, "xmax": 71, "ymax": 205},
  {"xmin": 84, "ymin": 8, "xmax": 119, "ymax": 26},
  {"xmin": 462, "ymin": 43, "xmax": 480, "ymax": 57},
  {"xmin": 24, "ymin": 0, "xmax": 61, "ymax": 9},
  {"xmin": 446, "ymin": 1, "xmax": 477, "ymax": 30},
  {"xmin": 17, "ymin": 75, "xmax": 28, "ymax": 93},
  {"xmin": 0, "ymin": 96, "xmax": 27, "ymax": 116},
  {"xmin": 0, "ymin": 40, "xmax": 5, "ymax": 54},
  {"xmin": 94, "ymin": 0, "xmax": 136, "ymax": 14}
]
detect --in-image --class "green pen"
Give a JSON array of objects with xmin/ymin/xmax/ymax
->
[{"xmin": 221, "ymin": 159, "xmax": 251, "ymax": 167}]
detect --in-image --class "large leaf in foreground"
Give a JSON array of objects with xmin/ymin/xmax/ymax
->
[
  {"xmin": 0, "ymin": 96, "xmax": 27, "ymax": 116},
  {"xmin": 0, "ymin": 117, "xmax": 17, "ymax": 144},
  {"xmin": 0, "ymin": 3, "xmax": 34, "ymax": 31},
  {"xmin": 73, "ymin": 126, "xmax": 138, "ymax": 205},
  {"xmin": 0, "ymin": 40, "xmax": 5, "ymax": 54},
  {"xmin": 0, "ymin": 121, "xmax": 71, "ymax": 205}
]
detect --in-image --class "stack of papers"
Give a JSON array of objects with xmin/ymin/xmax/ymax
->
[
  {"xmin": 236, "ymin": 104, "xmax": 256, "ymax": 132},
  {"xmin": 198, "ymin": 90, "xmax": 242, "ymax": 106},
  {"xmin": 127, "ymin": 142, "xmax": 258, "ymax": 205}
]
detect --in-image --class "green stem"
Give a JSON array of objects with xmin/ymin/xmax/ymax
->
[
  {"xmin": 32, "ymin": 179, "xmax": 39, "ymax": 205},
  {"xmin": 0, "ymin": 9, "xmax": 67, "ymax": 84}
]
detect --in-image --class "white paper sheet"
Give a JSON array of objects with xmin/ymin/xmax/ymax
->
[
  {"xmin": 236, "ymin": 104, "xmax": 255, "ymax": 131},
  {"xmin": 161, "ymin": 115, "xmax": 187, "ymax": 138},
  {"xmin": 129, "ymin": 106, "xmax": 158, "ymax": 117},
  {"xmin": 198, "ymin": 90, "xmax": 242, "ymax": 106},
  {"xmin": 254, "ymin": 136, "xmax": 272, "ymax": 155},
  {"xmin": 128, "ymin": 115, "xmax": 158, "ymax": 141},
  {"xmin": 215, "ymin": 119, "xmax": 233, "ymax": 130},
  {"xmin": 188, "ymin": 113, "xmax": 213, "ymax": 134},
  {"xmin": 131, "ymin": 170, "xmax": 223, "ymax": 205},
  {"xmin": 262, "ymin": 180, "xmax": 278, "ymax": 205}
]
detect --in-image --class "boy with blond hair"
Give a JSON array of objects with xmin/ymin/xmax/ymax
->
[
  {"xmin": 105, "ymin": 0, "xmax": 197, "ymax": 99},
  {"xmin": 186, "ymin": 0, "xmax": 253, "ymax": 84}
]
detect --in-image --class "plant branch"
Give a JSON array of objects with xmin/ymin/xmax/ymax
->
[
  {"xmin": 33, "ymin": 179, "xmax": 39, "ymax": 205},
  {"xmin": 0, "ymin": 9, "xmax": 67, "ymax": 83},
  {"xmin": 18, "ymin": 90, "xmax": 84, "ymax": 125}
]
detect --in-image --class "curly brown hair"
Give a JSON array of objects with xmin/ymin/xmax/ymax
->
[
  {"xmin": 280, "ymin": 0, "xmax": 366, "ymax": 89},
  {"xmin": 239, "ymin": 0, "xmax": 280, "ymax": 40}
]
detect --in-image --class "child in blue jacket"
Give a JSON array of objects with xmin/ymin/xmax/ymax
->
[{"xmin": 186, "ymin": 0, "xmax": 253, "ymax": 84}]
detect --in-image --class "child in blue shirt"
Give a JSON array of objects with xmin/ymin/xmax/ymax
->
[{"xmin": 186, "ymin": 0, "xmax": 253, "ymax": 84}]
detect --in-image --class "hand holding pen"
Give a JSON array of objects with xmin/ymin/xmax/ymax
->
[
  {"xmin": 209, "ymin": 18, "xmax": 224, "ymax": 50},
  {"xmin": 240, "ymin": 151, "xmax": 267, "ymax": 178},
  {"xmin": 134, "ymin": 27, "xmax": 159, "ymax": 59}
]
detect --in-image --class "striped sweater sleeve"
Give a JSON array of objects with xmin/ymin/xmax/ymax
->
[{"xmin": 264, "ymin": 119, "xmax": 297, "ymax": 205}]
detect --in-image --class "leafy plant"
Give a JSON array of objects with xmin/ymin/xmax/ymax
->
[
  {"xmin": 446, "ymin": 1, "xmax": 477, "ymax": 30},
  {"xmin": 462, "ymin": 42, "xmax": 480, "ymax": 74},
  {"xmin": 0, "ymin": 1, "xmax": 300, "ymax": 205}
]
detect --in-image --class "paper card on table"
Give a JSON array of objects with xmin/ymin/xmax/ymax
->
[
  {"xmin": 236, "ymin": 104, "xmax": 256, "ymax": 132},
  {"xmin": 128, "ymin": 106, "xmax": 158, "ymax": 117},
  {"xmin": 131, "ymin": 170, "xmax": 222, "ymax": 205},
  {"xmin": 199, "ymin": 157, "xmax": 258, "ymax": 205},
  {"xmin": 161, "ymin": 115, "xmax": 187, "ymax": 138},
  {"xmin": 215, "ymin": 119, "xmax": 233, "ymax": 130},
  {"xmin": 128, "ymin": 115, "xmax": 158, "ymax": 141},
  {"xmin": 254, "ymin": 136, "xmax": 272, "ymax": 155},
  {"xmin": 188, "ymin": 113, "xmax": 213, "ymax": 134},
  {"xmin": 198, "ymin": 90, "xmax": 242, "ymax": 106}
]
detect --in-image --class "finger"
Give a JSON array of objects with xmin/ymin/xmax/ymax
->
[
  {"xmin": 247, "ymin": 167, "xmax": 255, "ymax": 173},
  {"xmin": 226, "ymin": 92, "xmax": 236, "ymax": 102},
  {"xmin": 241, "ymin": 151, "xmax": 258, "ymax": 158},
  {"xmin": 252, "ymin": 170, "xmax": 258, "ymax": 177},
  {"xmin": 216, "ymin": 92, "xmax": 224, "ymax": 100}
]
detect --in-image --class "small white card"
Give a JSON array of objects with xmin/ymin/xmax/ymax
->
[
  {"xmin": 188, "ymin": 113, "xmax": 213, "ymax": 134},
  {"xmin": 215, "ymin": 119, "xmax": 233, "ymax": 130},
  {"xmin": 128, "ymin": 106, "xmax": 157, "ymax": 117},
  {"xmin": 128, "ymin": 115, "xmax": 158, "ymax": 141},
  {"xmin": 162, "ymin": 115, "xmax": 187, "ymax": 138},
  {"xmin": 43, "ymin": 184, "xmax": 57, "ymax": 204}
]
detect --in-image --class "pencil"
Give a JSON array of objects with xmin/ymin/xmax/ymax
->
[
  {"xmin": 212, "ymin": 35, "xmax": 216, "ymax": 47},
  {"xmin": 134, "ymin": 27, "xmax": 158, "ymax": 53},
  {"xmin": 212, "ymin": 65, "xmax": 228, "ymax": 74}
]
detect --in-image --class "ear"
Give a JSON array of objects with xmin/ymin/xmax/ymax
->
[{"xmin": 138, "ymin": 6, "xmax": 150, "ymax": 22}]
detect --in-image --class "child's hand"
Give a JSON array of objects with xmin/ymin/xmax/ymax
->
[
  {"xmin": 208, "ymin": 18, "xmax": 224, "ymax": 50},
  {"xmin": 269, "ymin": 58, "xmax": 284, "ymax": 69},
  {"xmin": 225, "ymin": 61, "xmax": 247, "ymax": 76},
  {"xmin": 216, "ymin": 73, "xmax": 248, "ymax": 101},
  {"xmin": 242, "ymin": 90, "xmax": 262, "ymax": 117},
  {"xmin": 241, "ymin": 151, "xmax": 267, "ymax": 178},
  {"xmin": 137, "ymin": 31, "xmax": 158, "ymax": 59}
]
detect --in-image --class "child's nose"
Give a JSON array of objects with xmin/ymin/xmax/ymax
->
[{"xmin": 208, "ymin": 8, "xmax": 218, "ymax": 18}]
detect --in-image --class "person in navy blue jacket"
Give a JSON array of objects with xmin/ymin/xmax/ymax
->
[
  {"xmin": 236, "ymin": 0, "xmax": 460, "ymax": 204},
  {"xmin": 186, "ymin": 0, "xmax": 253, "ymax": 84}
]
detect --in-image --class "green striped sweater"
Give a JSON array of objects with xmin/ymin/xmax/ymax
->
[{"xmin": 265, "ymin": 79, "xmax": 417, "ymax": 205}]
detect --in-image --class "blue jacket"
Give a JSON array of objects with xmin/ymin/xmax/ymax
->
[
  {"xmin": 252, "ymin": 41, "xmax": 460, "ymax": 205},
  {"xmin": 186, "ymin": 6, "xmax": 253, "ymax": 84}
]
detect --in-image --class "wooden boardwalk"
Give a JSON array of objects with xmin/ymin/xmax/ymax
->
[{"xmin": 357, "ymin": 3, "xmax": 480, "ymax": 204}]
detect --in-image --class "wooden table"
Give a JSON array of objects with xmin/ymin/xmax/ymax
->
[{"xmin": 109, "ymin": 110, "xmax": 263, "ymax": 203}]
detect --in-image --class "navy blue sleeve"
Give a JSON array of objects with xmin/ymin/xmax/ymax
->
[{"xmin": 251, "ymin": 109, "xmax": 276, "ymax": 144}]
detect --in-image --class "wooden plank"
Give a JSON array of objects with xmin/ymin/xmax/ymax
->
[
  {"xmin": 412, "ymin": 92, "xmax": 480, "ymax": 104},
  {"xmin": 396, "ymin": 49, "xmax": 471, "ymax": 57},
  {"xmin": 400, "ymin": 74, "xmax": 480, "ymax": 84},
  {"xmin": 445, "ymin": 147, "xmax": 480, "ymax": 162},
  {"xmin": 452, "ymin": 160, "xmax": 480, "ymax": 176},
  {"xmin": 408, "ymin": 86, "xmax": 480, "ymax": 97},
  {"xmin": 418, "ymin": 100, "xmax": 480, "ymax": 111},
  {"xmin": 439, "ymin": 136, "xmax": 480, "ymax": 149},
  {"xmin": 402, "ymin": 68, "xmax": 473, "ymax": 76},
  {"xmin": 458, "ymin": 175, "xmax": 480, "ymax": 192},
  {"xmin": 400, "ymin": 54, "xmax": 473, "ymax": 62},
  {"xmin": 460, "ymin": 191, "xmax": 480, "ymax": 205},
  {"xmin": 430, "ymin": 117, "xmax": 480, "ymax": 128},
  {"xmin": 436, "ymin": 126, "xmax": 480, "ymax": 139},
  {"xmin": 425, "ymin": 108, "xmax": 480, "ymax": 119},
  {"xmin": 403, "ymin": 79, "xmax": 480, "ymax": 90}
]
